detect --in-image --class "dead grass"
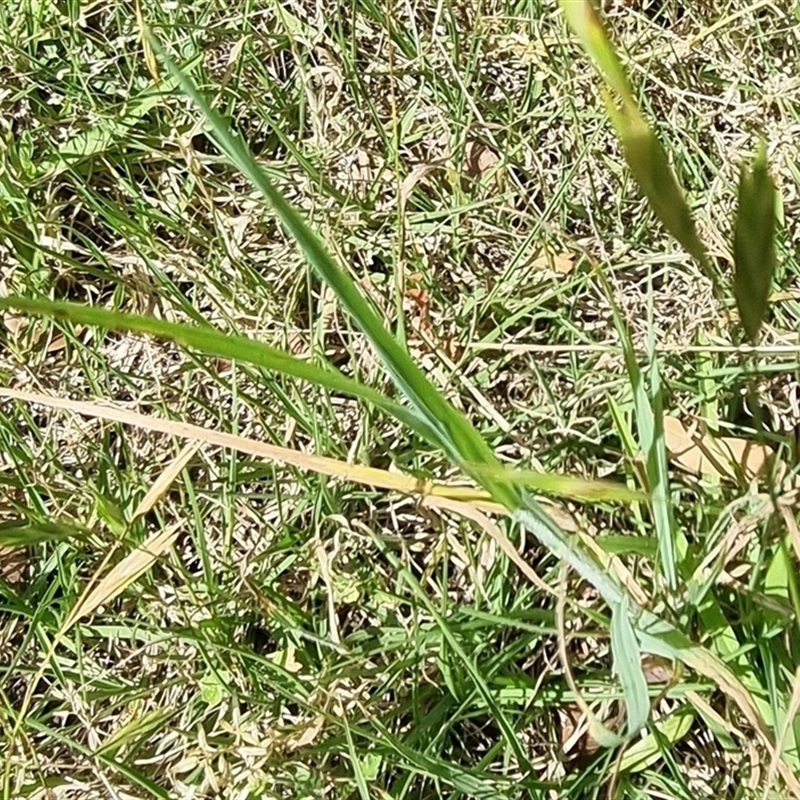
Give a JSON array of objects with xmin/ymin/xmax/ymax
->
[{"xmin": 2, "ymin": 1, "xmax": 800, "ymax": 798}]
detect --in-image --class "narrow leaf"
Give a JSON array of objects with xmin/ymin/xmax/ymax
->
[
  {"xmin": 0, "ymin": 386, "xmax": 501, "ymax": 512},
  {"xmin": 131, "ymin": 442, "xmax": 201, "ymax": 522},
  {"xmin": 62, "ymin": 522, "xmax": 183, "ymax": 630},
  {"xmin": 596, "ymin": 267, "xmax": 683, "ymax": 589},
  {"xmin": 149, "ymin": 34, "xmax": 521, "ymax": 509},
  {"xmin": 0, "ymin": 296, "xmax": 440, "ymax": 447},
  {"xmin": 618, "ymin": 706, "xmax": 695, "ymax": 773},
  {"xmin": 0, "ymin": 519, "xmax": 87, "ymax": 547},
  {"xmin": 734, "ymin": 144, "xmax": 776, "ymax": 342},
  {"xmin": 611, "ymin": 595, "xmax": 650, "ymax": 737}
]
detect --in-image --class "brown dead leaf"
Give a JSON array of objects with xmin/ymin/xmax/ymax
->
[
  {"xmin": 399, "ymin": 162, "xmax": 447, "ymax": 217},
  {"xmin": 642, "ymin": 655, "xmax": 674, "ymax": 684},
  {"xmin": 63, "ymin": 522, "xmax": 183, "ymax": 630},
  {"xmin": 2, "ymin": 310, "xmax": 27, "ymax": 336},
  {"xmin": 405, "ymin": 286, "xmax": 431, "ymax": 336},
  {"xmin": 2, "ymin": 316, "xmax": 84, "ymax": 353},
  {"xmin": 663, "ymin": 416, "xmax": 772, "ymax": 483},
  {"xmin": 530, "ymin": 251, "xmax": 576, "ymax": 275},
  {"xmin": 45, "ymin": 334, "xmax": 67, "ymax": 354},
  {"xmin": 559, "ymin": 704, "xmax": 589, "ymax": 757},
  {"xmin": 439, "ymin": 332, "xmax": 464, "ymax": 362},
  {"xmin": 559, "ymin": 703, "xmax": 625, "ymax": 762},
  {"xmin": 44, "ymin": 324, "xmax": 85, "ymax": 353},
  {"xmin": 463, "ymin": 140, "xmax": 500, "ymax": 182},
  {"xmin": 0, "ymin": 546, "xmax": 30, "ymax": 588},
  {"xmin": 286, "ymin": 714, "xmax": 325, "ymax": 751}
]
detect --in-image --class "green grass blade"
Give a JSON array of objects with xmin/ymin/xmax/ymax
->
[
  {"xmin": 0, "ymin": 297, "xmax": 440, "ymax": 447},
  {"xmin": 118, "ymin": 36, "xmax": 787, "ymax": 766},
  {"xmin": 644, "ymin": 288, "xmax": 683, "ymax": 589},
  {"xmin": 514, "ymin": 504, "xmax": 623, "ymax": 607},
  {"xmin": 154, "ymin": 32, "xmax": 662, "ymax": 752},
  {"xmin": 596, "ymin": 269, "xmax": 682, "ymax": 590},
  {"xmin": 149, "ymin": 35, "xmax": 520, "ymax": 508},
  {"xmin": 618, "ymin": 706, "xmax": 695, "ymax": 773},
  {"xmin": 342, "ymin": 717, "xmax": 371, "ymax": 800},
  {"xmin": 0, "ymin": 519, "xmax": 87, "ymax": 547},
  {"xmin": 611, "ymin": 595, "xmax": 650, "ymax": 737},
  {"xmin": 734, "ymin": 143, "xmax": 777, "ymax": 342}
]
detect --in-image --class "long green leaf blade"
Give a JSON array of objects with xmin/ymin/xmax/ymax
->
[
  {"xmin": 595, "ymin": 268, "xmax": 683, "ymax": 590},
  {"xmin": 0, "ymin": 519, "xmax": 86, "ymax": 547},
  {"xmin": 467, "ymin": 463, "xmax": 644, "ymax": 503},
  {"xmin": 611, "ymin": 596, "xmax": 650, "ymax": 737},
  {"xmin": 148, "ymin": 35, "xmax": 520, "ymax": 509},
  {"xmin": 0, "ymin": 297, "xmax": 439, "ymax": 446}
]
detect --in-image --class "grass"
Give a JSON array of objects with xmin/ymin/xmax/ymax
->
[{"xmin": 2, "ymin": 1, "xmax": 800, "ymax": 798}]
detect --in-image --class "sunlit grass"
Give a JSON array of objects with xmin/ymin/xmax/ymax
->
[{"xmin": 1, "ymin": 1, "xmax": 800, "ymax": 798}]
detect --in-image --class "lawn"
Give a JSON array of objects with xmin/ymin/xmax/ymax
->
[{"xmin": 2, "ymin": 1, "xmax": 800, "ymax": 798}]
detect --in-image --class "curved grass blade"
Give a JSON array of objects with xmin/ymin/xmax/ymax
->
[
  {"xmin": 734, "ymin": 143, "xmax": 777, "ymax": 342},
  {"xmin": 146, "ymin": 34, "xmax": 521, "ymax": 510},
  {"xmin": 0, "ymin": 297, "xmax": 440, "ymax": 447}
]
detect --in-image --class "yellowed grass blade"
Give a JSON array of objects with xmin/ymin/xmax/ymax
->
[
  {"xmin": 60, "ymin": 442, "xmax": 199, "ymax": 631},
  {"xmin": 131, "ymin": 442, "xmax": 201, "ymax": 522},
  {"xmin": 62, "ymin": 522, "xmax": 183, "ymax": 631},
  {"xmin": 0, "ymin": 386, "xmax": 502, "ymax": 511},
  {"xmin": 134, "ymin": 0, "xmax": 159, "ymax": 81},
  {"xmin": 57, "ymin": 445, "xmax": 200, "ymax": 633}
]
